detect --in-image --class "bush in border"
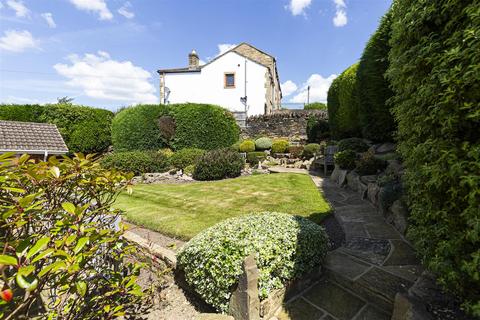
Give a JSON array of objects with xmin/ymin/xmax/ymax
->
[
  {"xmin": 193, "ymin": 148, "xmax": 244, "ymax": 181},
  {"xmin": 177, "ymin": 212, "xmax": 329, "ymax": 312},
  {"xmin": 169, "ymin": 148, "xmax": 205, "ymax": 170}
]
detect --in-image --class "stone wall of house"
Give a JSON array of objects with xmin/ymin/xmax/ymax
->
[{"xmin": 241, "ymin": 109, "xmax": 328, "ymax": 142}]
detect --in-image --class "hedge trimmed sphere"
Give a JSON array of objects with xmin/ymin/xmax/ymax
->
[
  {"xmin": 177, "ymin": 212, "xmax": 328, "ymax": 312},
  {"xmin": 254, "ymin": 137, "xmax": 273, "ymax": 151},
  {"xmin": 239, "ymin": 140, "xmax": 255, "ymax": 153},
  {"xmin": 271, "ymin": 139, "xmax": 289, "ymax": 153}
]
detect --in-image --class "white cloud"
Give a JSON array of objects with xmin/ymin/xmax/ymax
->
[
  {"xmin": 281, "ymin": 80, "xmax": 298, "ymax": 97},
  {"xmin": 41, "ymin": 12, "xmax": 56, "ymax": 28},
  {"xmin": 6, "ymin": 0, "xmax": 29, "ymax": 18},
  {"xmin": 0, "ymin": 29, "xmax": 37, "ymax": 52},
  {"xmin": 118, "ymin": 1, "xmax": 134, "ymax": 19},
  {"xmin": 54, "ymin": 51, "xmax": 157, "ymax": 104},
  {"xmin": 217, "ymin": 43, "xmax": 236, "ymax": 55},
  {"xmin": 332, "ymin": 0, "xmax": 348, "ymax": 27},
  {"xmin": 289, "ymin": 73, "xmax": 337, "ymax": 103},
  {"xmin": 69, "ymin": 0, "xmax": 113, "ymax": 20},
  {"xmin": 286, "ymin": 0, "xmax": 312, "ymax": 16}
]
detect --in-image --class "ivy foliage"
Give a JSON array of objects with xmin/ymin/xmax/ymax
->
[
  {"xmin": 0, "ymin": 104, "xmax": 114, "ymax": 154},
  {"xmin": 177, "ymin": 212, "xmax": 328, "ymax": 312},
  {"xmin": 387, "ymin": 0, "xmax": 480, "ymax": 314},
  {"xmin": 327, "ymin": 63, "xmax": 361, "ymax": 138},
  {"xmin": 356, "ymin": 9, "xmax": 395, "ymax": 142}
]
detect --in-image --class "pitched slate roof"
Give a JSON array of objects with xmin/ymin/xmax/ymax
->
[{"xmin": 0, "ymin": 120, "xmax": 68, "ymax": 154}]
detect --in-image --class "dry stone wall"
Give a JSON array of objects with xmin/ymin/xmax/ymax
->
[{"xmin": 241, "ymin": 110, "xmax": 327, "ymax": 142}]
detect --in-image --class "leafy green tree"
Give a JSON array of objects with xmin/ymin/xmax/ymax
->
[
  {"xmin": 304, "ymin": 102, "xmax": 327, "ymax": 110},
  {"xmin": 387, "ymin": 0, "xmax": 480, "ymax": 315}
]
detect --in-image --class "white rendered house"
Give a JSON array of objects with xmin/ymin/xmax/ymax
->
[{"xmin": 157, "ymin": 43, "xmax": 282, "ymax": 116}]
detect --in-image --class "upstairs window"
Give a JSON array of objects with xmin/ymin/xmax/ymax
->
[{"xmin": 224, "ymin": 73, "xmax": 235, "ymax": 88}]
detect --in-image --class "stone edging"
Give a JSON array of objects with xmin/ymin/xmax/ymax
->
[{"xmin": 123, "ymin": 231, "xmax": 177, "ymax": 268}]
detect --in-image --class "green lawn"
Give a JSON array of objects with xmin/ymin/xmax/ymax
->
[{"xmin": 115, "ymin": 173, "xmax": 331, "ymax": 240}]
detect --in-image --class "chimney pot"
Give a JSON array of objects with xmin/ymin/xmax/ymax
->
[{"xmin": 189, "ymin": 49, "xmax": 199, "ymax": 69}]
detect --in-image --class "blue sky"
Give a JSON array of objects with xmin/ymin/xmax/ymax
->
[{"xmin": 0, "ymin": 0, "xmax": 391, "ymax": 110}]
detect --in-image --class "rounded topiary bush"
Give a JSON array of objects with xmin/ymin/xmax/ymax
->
[
  {"xmin": 169, "ymin": 148, "xmax": 205, "ymax": 169},
  {"xmin": 168, "ymin": 103, "xmax": 240, "ymax": 150},
  {"xmin": 334, "ymin": 150, "xmax": 357, "ymax": 170},
  {"xmin": 177, "ymin": 212, "xmax": 329, "ymax": 312},
  {"xmin": 254, "ymin": 137, "xmax": 272, "ymax": 151},
  {"xmin": 246, "ymin": 151, "xmax": 267, "ymax": 164},
  {"xmin": 302, "ymin": 143, "xmax": 321, "ymax": 159},
  {"xmin": 337, "ymin": 138, "xmax": 369, "ymax": 153},
  {"xmin": 271, "ymin": 139, "xmax": 289, "ymax": 153},
  {"xmin": 193, "ymin": 148, "xmax": 244, "ymax": 181},
  {"xmin": 111, "ymin": 104, "xmax": 167, "ymax": 151},
  {"xmin": 239, "ymin": 140, "xmax": 255, "ymax": 153}
]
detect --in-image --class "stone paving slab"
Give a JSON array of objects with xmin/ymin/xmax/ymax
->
[
  {"xmin": 324, "ymin": 250, "xmax": 371, "ymax": 280},
  {"xmin": 383, "ymin": 240, "xmax": 420, "ymax": 266},
  {"xmin": 276, "ymin": 298, "xmax": 325, "ymax": 320},
  {"xmin": 303, "ymin": 279, "xmax": 366, "ymax": 320},
  {"xmin": 341, "ymin": 237, "xmax": 390, "ymax": 265},
  {"xmin": 354, "ymin": 305, "xmax": 390, "ymax": 320}
]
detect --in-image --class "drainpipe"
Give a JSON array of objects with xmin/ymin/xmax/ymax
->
[{"xmin": 43, "ymin": 150, "xmax": 48, "ymax": 161}]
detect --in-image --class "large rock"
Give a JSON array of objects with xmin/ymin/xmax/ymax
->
[
  {"xmin": 330, "ymin": 165, "xmax": 348, "ymax": 186},
  {"xmin": 386, "ymin": 160, "xmax": 404, "ymax": 176},
  {"xmin": 375, "ymin": 142, "xmax": 396, "ymax": 154},
  {"xmin": 367, "ymin": 183, "xmax": 381, "ymax": 207},
  {"xmin": 346, "ymin": 171, "xmax": 360, "ymax": 191},
  {"xmin": 389, "ymin": 200, "xmax": 409, "ymax": 234},
  {"xmin": 391, "ymin": 293, "xmax": 433, "ymax": 320}
]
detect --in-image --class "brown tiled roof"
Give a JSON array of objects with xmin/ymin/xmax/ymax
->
[{"xmin": 0, "ymin": 120, "xmax": 68, "ymax": 153}]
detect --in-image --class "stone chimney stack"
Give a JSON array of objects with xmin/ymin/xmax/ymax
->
[{"xmin": 188, "ymin": 49, "xmax": 199, "ymax": 69}]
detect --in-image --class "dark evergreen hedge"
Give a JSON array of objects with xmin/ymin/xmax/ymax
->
[
  {"xmin": 327, "ymin": 63, "xmax": 361, "ymax": 139},
  {"xmin": 111, "ymin": 103, "xmax": 240, "ymax": 152},
  {"xmin": 111, "ymin": 104, "xmax": 166, "ymax": 152},
  {"xmin": 387, "ymin": 0, "xmax": 480, "ymax": 314},
  {"xmin": 0, "ymin": 104, "xmax": 113, "ymax": 154},
  {"xmin": 356, "ymin": 9, "xmax": 395, "ymax": 142}
]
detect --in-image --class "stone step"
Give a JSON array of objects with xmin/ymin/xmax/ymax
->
[{"xmin": 323, "ymin": 250, "xmax": 413, "ymax": 315}]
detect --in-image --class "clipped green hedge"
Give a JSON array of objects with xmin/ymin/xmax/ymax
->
[
  {"xmin": 271, "ymin": 139, "xmax": 289, "ymax": 153},
  {"xmin": 239, "ymin": 140, "xmax": 255, "ymax": 153},
  {"xmin": 387, "ymin": 0, "xmax": 480, "ymax": 314},
  {"xmin": 357, "ymin": 9, "xmax": 395, "ymax": 142},
  {"xmin": 254, "ymin": 137, "xmax": 272, "ymax": 151},
  {"xmin": 111, "ymin": 103, "xmax": 240, "ymax": 152},
  {"xmin": 168, "ymin": 103, "xmax": 240, "ymax": 150},
  {"xmin": 246, "ymin": 151, "xmax": 267, "ymax": 164},
  {"xmin": 101, "ymin": 151, "xmax": 170, "ymax": 175},
  {"xmin": 327, "ymin": 63, "xmax": 361, "ymax": 138},
  {"xmin": 0, "ymin": 104, "xmax": 114, "ymax": 154},
  {"xmin": 170, "ymin": 148, "xmax": 205, "ymax": 169},
  {"xmin": 111, "ymin": 104, "xmax": 166, "ymax": 152},
  {"xmin": 304, "ymin": 102, "xmax": 327, "ymax": 110},
  {"xmin": 177, "ymin": 212, "xmax": 328, "ymax": 312},
  {"xmin": 302, "ymin": 143, "xmax": 321, "ymax": 159},
  {"xmin": 193, "ymin": 148, "xmax": 244, "ymax": 181},
  {"xmin": 307, "ymin": 116, "xmax": 330, "ymax": 143}
]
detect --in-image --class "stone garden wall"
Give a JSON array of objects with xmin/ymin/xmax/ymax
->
[{"xmin": 241, "ymin": 110, "xmax": 327, "ymax": 142}]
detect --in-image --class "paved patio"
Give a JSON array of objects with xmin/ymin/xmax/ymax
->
[{"xmin": 273, "ymin": 173, "xmax": 422, "ymax": 320}]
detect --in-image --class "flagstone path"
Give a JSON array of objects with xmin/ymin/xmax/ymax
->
[{"xmin": 272, "ymin": 171, "xmax": 423, "ymax": 320}]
